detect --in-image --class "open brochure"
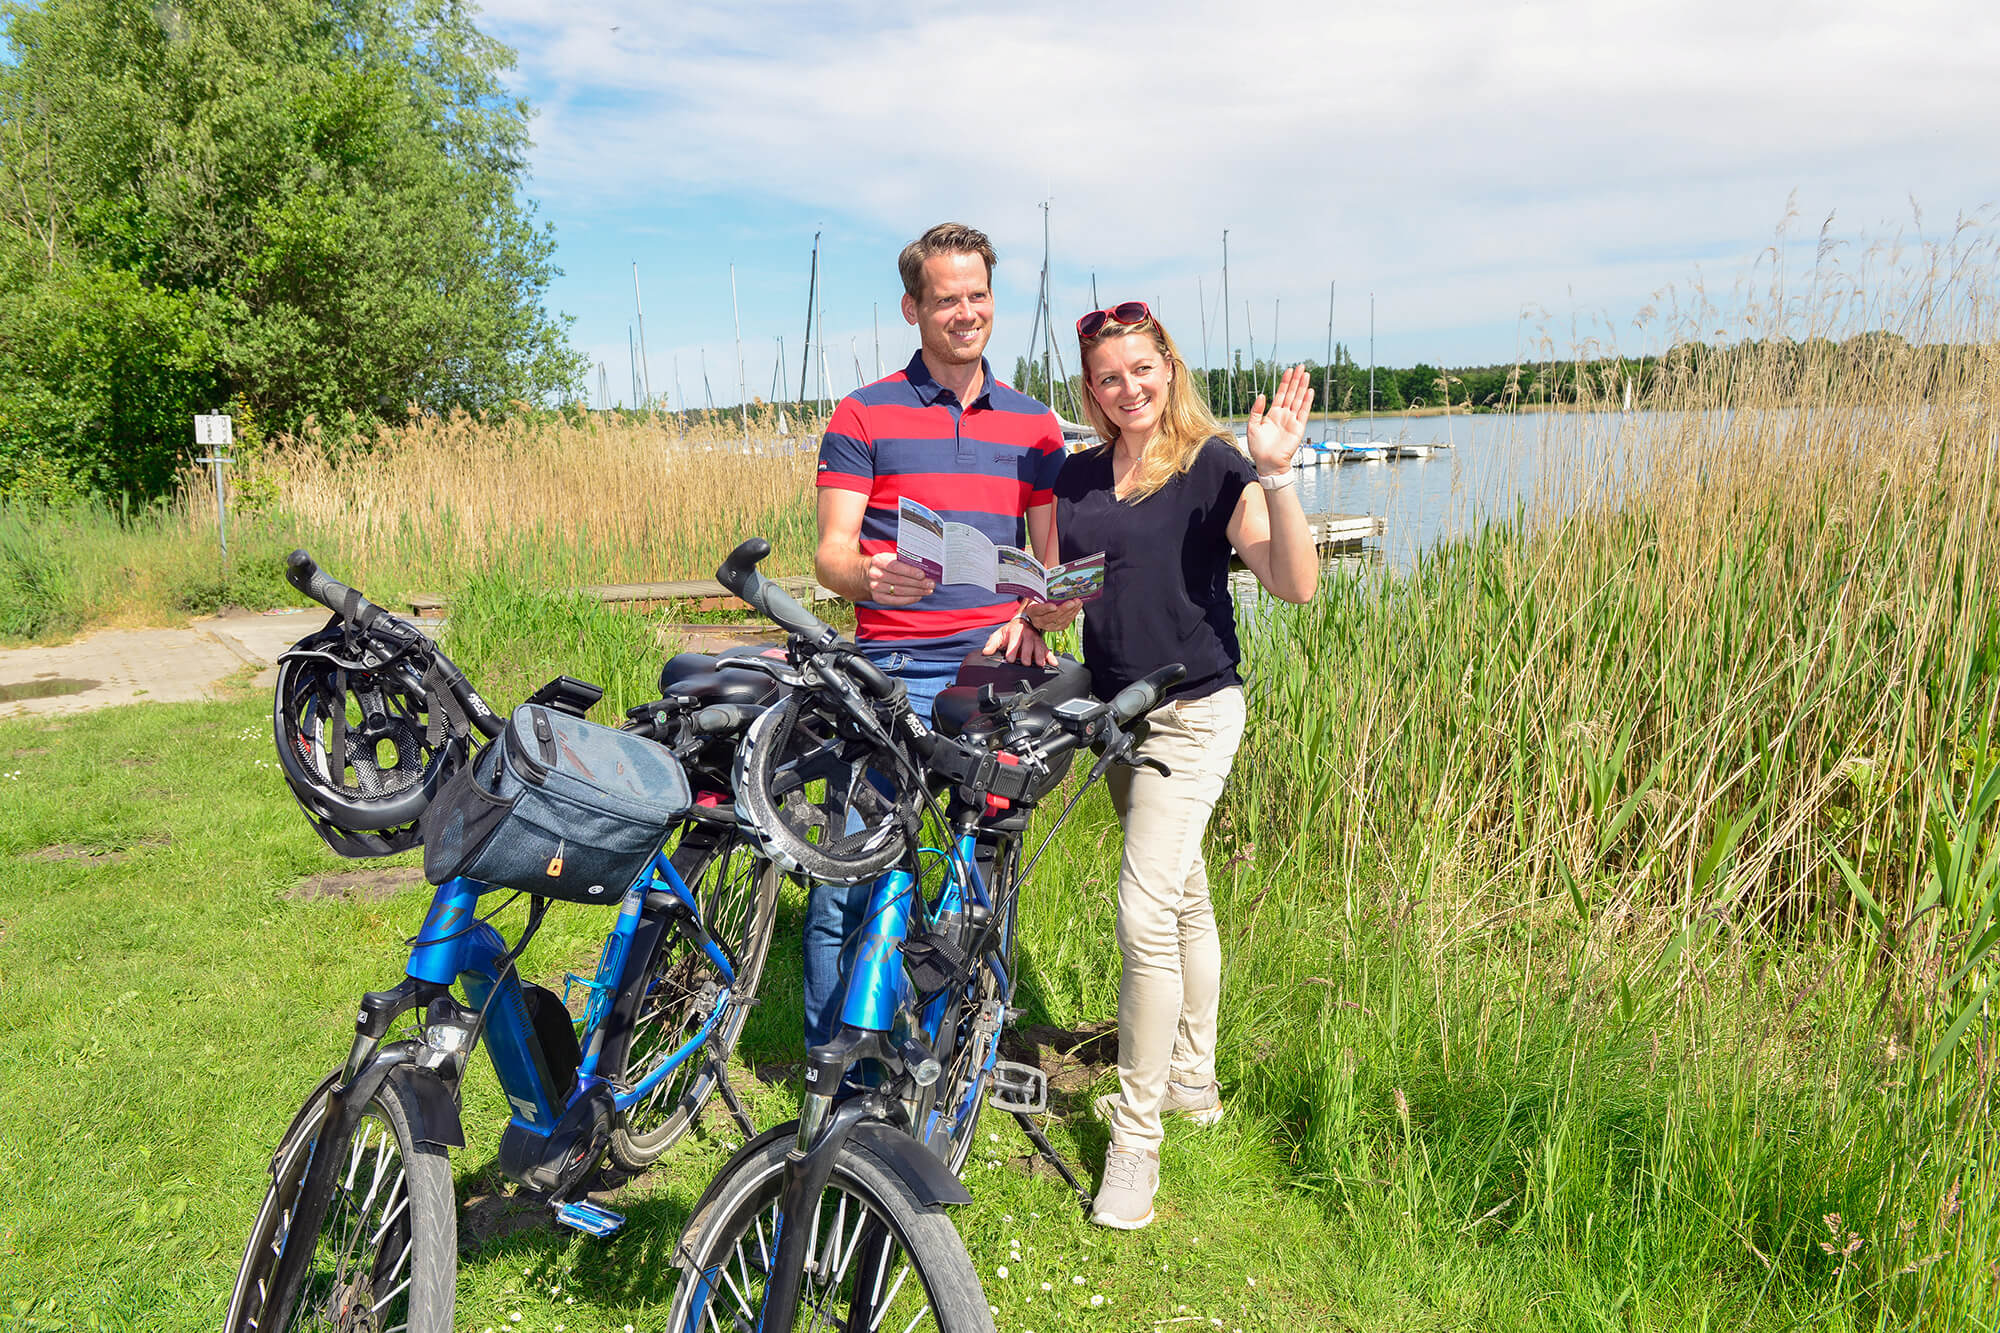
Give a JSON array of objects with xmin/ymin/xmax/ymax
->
[{"xmin": 896, "ymin": 497, "xmax": 1106, "ymax": 602}]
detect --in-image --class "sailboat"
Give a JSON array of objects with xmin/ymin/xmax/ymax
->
[{"xmin": 1337, "ymin": 294, "xmax": 1394, "ymax": 463}]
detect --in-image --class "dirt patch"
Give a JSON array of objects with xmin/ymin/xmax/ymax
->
[
  {"xmin": 288, "ymin": 866, "xmax": 427, "ymax": 901},
  {"xmin": 23, "ymin": 834, "xmax": 170, "ymax": 865},
  {"xmin": 458, "ymin": 1189, "xmax": 556, "ymax": 1250},
  {"xmin": 1002, "ymin": 1020, "xmax": 1119, "ymax": 1093},
  {"xmin": 755, "ymin": 1061, "xmax": 801, "ymax": 1087},
  {"xmin": 8, "ymin": 747, "xmax": 48, "ymax": 758},
  {"xmin": 117, "ymin": 756, "xmax": 157, "ymax": 768}
]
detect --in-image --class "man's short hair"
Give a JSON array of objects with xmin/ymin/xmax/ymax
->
[{"xmin": 898, "ymin": 223, "xmax": 997, "ymax": 301}]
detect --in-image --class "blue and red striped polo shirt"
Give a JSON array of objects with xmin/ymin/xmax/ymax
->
[{"xmin": 817, "ymin": 352, "xmax": 1063, "ymax": 646}]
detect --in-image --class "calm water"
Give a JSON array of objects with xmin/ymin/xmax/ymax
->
[{"xmin": 1282, "ymin": 409, "xmax": 1658, "ymax": 569}]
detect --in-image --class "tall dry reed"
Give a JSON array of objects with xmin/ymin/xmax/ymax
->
[{"xmin": 178, "ymin": 407, "xmax": 819, "ymax": 599}]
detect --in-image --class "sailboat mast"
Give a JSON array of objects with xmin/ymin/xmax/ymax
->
[
  {"xmin": 799, "ymin": 231, "xmax": 820, "ymax": 405},
  {"xmin": 730, "ymin": 263, "xmax": 749, "ymax": 446},
  {"xmin": 1324, "ymin": 280, "xmax": 1335, "ymax": 441},
  {"xmin": 632, "ymin": 264, "xmax": 654, "ymax": 410},
  {"xmin": 1221, "ymin": 230, "xmax": 1233, "ymax": 420},
  {"xmin": 1048, "ymin": 200, "xmax": 1064, "ymax": 410},
  {"xmin": 873, "ymin": 303, "xmax": 881, "ymax": 380},
  {"xmin": 628, "ymin": 326, "xmax": 639, "ymax": 409},
  {"xmin": 1273, "ymin": 299, "xmax": 1283, "ymax": 398},
  {"xmin": 1368, "ymin": 293, "xmax": 1376, "ymax": 430},
  {"xmin": 1245, "ymin": 301, "xmax": 1257, "ymax": 405},
  {"xmin": 1197, "ymin": 275, "xmax": 1210, "ymax": 401}
]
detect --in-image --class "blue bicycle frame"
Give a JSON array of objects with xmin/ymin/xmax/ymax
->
[{"xmin": 405, "ymin": 846, "xmax": 738, "ymax": 1137}]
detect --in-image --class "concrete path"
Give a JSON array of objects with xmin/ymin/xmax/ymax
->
[{"xmin": 0, "ymin": 608, "xmax": 328, "ymax": 720}]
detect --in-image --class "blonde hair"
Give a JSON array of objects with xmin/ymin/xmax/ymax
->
[
  {"xmin": 1077, "ymin": 311, "xmax": 1229, "ymax": 502},
  {"xmin": 897, "ymin": 223, "xmax": 997, "ymax": 301}
]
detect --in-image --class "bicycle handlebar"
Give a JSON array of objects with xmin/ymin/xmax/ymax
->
[
  {"xmin": 286, "ymin": 547, "xmax": 504, "ymax": 740},
  {"xmin": 287, "ymin": 549, "xmax": 386, "ymax": 629},
  {"xmin": 1109, "ymin": 665, "xmax": 1188, "ymax": 725},
  {"xmin": 716, "ymin": 538, "xmax": 838, "ymax": 650}
]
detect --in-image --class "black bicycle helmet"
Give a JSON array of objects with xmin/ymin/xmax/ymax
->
[
  {"xmin": 273, "ymin": 615, "xmax": 470, "ymax": 857},
  {"xmin": 731, "ymin": 689, "xmax": 919, "ymax": 884}
]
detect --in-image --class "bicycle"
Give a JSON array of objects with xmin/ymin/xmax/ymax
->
[
  {"xmin": 225, "ymin": 551, "xmax": 788, "ymax": 1333},
  {"xmin": 664, "ymin": 537, "xmax": 1183, "ymax": 1333}
]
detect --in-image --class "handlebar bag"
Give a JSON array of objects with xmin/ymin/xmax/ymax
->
[{"xmin": 422, "ymin": 703, "xmax": 691, "ymax": 904}]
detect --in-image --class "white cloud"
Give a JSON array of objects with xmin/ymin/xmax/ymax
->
[{"xmin": 485, "ymin": 0, "xmax": 2000, "ymax": 365}]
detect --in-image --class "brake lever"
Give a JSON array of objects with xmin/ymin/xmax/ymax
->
[{"xmin": 1133, "ymin": 756, "xmax": 1172, "ymax": 777}]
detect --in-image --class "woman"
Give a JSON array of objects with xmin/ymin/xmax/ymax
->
[{"xmin": 1033, "ymin": 302, "xmax": 1318, "ymax": 1230}]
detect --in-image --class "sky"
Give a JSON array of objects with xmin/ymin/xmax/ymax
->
[{"xmin": 475, "ymin": 0, "xmax": 2000, "ymax": 409}]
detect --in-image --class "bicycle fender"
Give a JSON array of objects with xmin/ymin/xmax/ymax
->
[
  {"xmin": 268, "ymin": 1069, "xmax": 341, "ymax": 1176},
  {"xmin": 846, "ymin": 1121, "xmax": 974, "ymax": 1208},
  {"xmin": 389, "ymin": 1065, "xmax": 467, "ymax": 1150}
]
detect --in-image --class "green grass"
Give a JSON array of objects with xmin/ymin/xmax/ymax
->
[{"xmin": 1, "ymin": 671, "xmax": 1989, "ymax": 1329}]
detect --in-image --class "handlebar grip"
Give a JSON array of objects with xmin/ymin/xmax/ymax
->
[
  {"xmin": 286, "ymin": 549, "xmax": 384, "ymax": 628},
  {"xmin": 843, "ymin": 653, "xmax": 897, "ymax": 701},
  {"xmin": 1109, "ymin": 663, "xmax": 1188, "ymax": 724},
  {"xmin": 694, "ymin": 703, "xmax": 765, "ymax": 736},
  {"xmin": 714, "ymin": 537, "xmax": 834, "ymax": 645}
]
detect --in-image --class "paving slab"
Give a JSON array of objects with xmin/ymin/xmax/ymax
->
[{"xmin": 0, "ymin": 607, "xmax": 328, "ymax": 720}]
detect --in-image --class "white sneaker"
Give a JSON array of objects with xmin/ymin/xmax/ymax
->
[
  {"xmin": 1090, "ymin": 1146, "xmax": 1158, "ymax": 1230},
  {"xmin": 1094, "ymin": 1081, "xmax": 1225, "ymax": 1128}
]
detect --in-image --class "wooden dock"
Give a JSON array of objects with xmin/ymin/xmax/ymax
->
[
  {"xmin": 406, "ymin": 575, "xmax": 834, "ymax": 618},
  {"xmin": 1309, "ymin": 513, "xmax": 1385, "ymax": 547},
  {"xmin": 407, "ymin": 514, "xmax": 1379, "ymax": 616}
]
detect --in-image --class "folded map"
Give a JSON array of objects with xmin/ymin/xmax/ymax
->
[{"xmin": 895, "ymin": 497, "xmax": 1105, "ymax": 603}]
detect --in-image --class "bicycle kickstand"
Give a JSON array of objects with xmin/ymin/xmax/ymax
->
[
  {"xmin": 1010, "ymin": 1110, "xmax": 1093, "ymax": 1215},
  {"xmin": 710, "ymin": 1052, "xmax": 757, "ymax": 1141}
]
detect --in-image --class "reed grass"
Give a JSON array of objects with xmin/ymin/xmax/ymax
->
[
  {"xmin": 201, "ymin": 406, "xmax": 819, "ymax": 599},
  {"xmin": 1184, "ymin": 214, "xmax": 2000, "ymax": 1326}
]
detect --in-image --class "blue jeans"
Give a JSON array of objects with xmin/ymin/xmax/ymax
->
[{"xmin": 801, "ymin": 644, "xmax": 967, "ymax": 1048}]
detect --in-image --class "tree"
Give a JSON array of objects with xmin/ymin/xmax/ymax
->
[{"xmin": 0, "ymin": 0, "xmax": 583, "ymax": 500}]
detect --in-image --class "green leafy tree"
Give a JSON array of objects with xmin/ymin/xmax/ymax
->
[{"xmin": 0, "ymin": 0, "xmax": 583, "ymax": 500}]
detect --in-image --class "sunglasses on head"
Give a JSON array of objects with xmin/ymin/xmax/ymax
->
[{"xmin": 1075, "ymin": 301, "xmax": 1151, "ymax": 339}]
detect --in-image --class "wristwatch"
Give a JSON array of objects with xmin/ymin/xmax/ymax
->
[{"xmin": 1256, "ymin": 469, "xmax": 1296, "ymax": 492}]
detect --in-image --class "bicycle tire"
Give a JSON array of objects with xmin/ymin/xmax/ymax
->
[
  {"xmin": 607, "ymin": 827, "xmax": 781, "ymax": 1169},
  {"xmin": 932, "ymin": 843, "xmax": 1019, "ymax": 1175},
  {"xmin": 667, "ymin": 1131, "xmax": 994, "ymax": 1333},
  {"xmin": 225, "ymin": 1072, "xmax": 456, "ymax": 1333}
]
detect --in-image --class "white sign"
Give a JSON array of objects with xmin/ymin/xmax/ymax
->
[{"xmin": 194, "ymin": 414, "xmax": 233, "ymax": 447}]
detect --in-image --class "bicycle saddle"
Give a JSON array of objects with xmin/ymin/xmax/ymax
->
[
  {"xmin": 657, "ymin": 644, "xmax": 785, "ymax": 706},
  {"xmin": 931, "ymin": 651, "xmax": 1092, "ymax": 744}
]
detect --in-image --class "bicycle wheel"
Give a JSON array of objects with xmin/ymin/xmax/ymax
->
[
  {"xmin": 931, "ymin": 842, "xmax": 1018, "ymax": 1175},
  {"xmin": 668, "ymin": 1131, "xmax": 994, "ymax": 1333},
  {"xmin": 607, "ymin": 827, "xmax": 781, "ymax": 1169},
  {"xmin": 225, "ymin": 1073, "xmax": 455, "ymax": 1333}
]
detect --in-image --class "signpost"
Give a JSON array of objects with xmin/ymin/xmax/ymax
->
[{"xmin": 194, "ymin": 413, "xmax": 233, "ymax": 564}]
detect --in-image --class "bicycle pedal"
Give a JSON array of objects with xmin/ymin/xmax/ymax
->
[
  {"xmin": 553, "ymin": 1199, "xmax": 626, "ymax": 1238},
  {"xmin": 988, "ymin": 1060, "xmax": 1048, "ymax": 1115}
]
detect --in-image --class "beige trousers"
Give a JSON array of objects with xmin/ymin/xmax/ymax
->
[{"xmin": 1101, "ymin": 686, "xmax": 1247, "ymax": 1151}]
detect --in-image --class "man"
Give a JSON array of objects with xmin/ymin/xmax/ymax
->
[{"xmin": 806, "ymin": 220, "xmax": 1062, "ymax": 1045}]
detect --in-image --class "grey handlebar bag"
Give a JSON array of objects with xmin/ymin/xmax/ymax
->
[{"xmin": 422, "ymin": 703, "xmax": 692, "ymax": 905}]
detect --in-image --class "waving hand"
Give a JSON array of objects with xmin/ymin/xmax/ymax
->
[{"xmin": 1244, "ymin": 364, "xmax": 1315, "ymax": 476}]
